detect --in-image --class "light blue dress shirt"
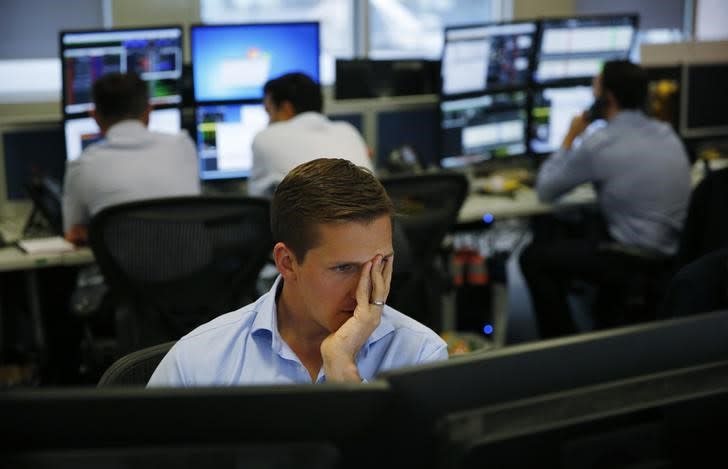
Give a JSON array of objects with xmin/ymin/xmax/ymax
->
[
  {"xmin": 147, "ymin": 276, "xmax": 449, "ymax": 386},
  {"xmin": 535, "ymin": 110, "xmax": 691, "ymax": 255}
]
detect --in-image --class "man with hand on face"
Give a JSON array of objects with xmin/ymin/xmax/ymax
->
[
  {"xmin": 148, "ymin": 158, "xmax": 448, "ymax": 386},
  {"xmin": 519, "ymin": 60, "xmax": 691, "ymax": 340}
]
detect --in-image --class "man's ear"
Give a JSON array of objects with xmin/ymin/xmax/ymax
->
[
  {"xmin": 91, "ymin": 109, "xmax": 106, "ymax": 133},
  {"xmin": 273, "ymin": 242, "xmax": 298, "ymax": 280},
  {"xmin": 141, "ymin": 104, "xmax": 152, "ymax": 127},
  {"xmin": 280, "ymin": 100, "xmax": 296, "ymax": 120}
]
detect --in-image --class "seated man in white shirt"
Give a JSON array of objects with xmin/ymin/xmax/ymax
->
[
  {"xmin": 248, "ymin": 72, "xmax": 373, "ymax": 197},
  {"xmin": 148, "ymin": 158, "xmax": 448, "ymax": 386},
  {"xmin": 62, "ymin": 72, "xmax": 200, "ymax": 245}
]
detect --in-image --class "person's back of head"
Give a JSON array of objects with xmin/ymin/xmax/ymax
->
[
  {"xmin": 601, "ymin": 60, "xmax": 648, "ymax": 111},
  {"xmin": 263, "ymin": 72, "xmax": 323, "ymax": 115},
  {"xmin": 92, "ymin": 72, "xmax": 150, "ymax": 130},
  {"xmin": 271, "ymin": 158, "xmax": 393, "ymax": 262}
]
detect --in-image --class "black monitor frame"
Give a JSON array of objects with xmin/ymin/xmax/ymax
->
[
  {"xmin": 379, "ymin": 310, "xmax": 728, "ymax": 424},
  {"xmin": 1, "ymin": 382, "xmax": 394, "ymax": 469},
  {"xmin": 437, "ymin": 359, "xmax": 728, "ymax": 468}
]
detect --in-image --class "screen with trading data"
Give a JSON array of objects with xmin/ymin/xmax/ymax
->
[
  {"xmin": 442, "ymin": 21, "xmax": 537, "ymax": 97},
  {"xmin": 60, "ymin": 26, "xmax": 184, "ymax": 115}
]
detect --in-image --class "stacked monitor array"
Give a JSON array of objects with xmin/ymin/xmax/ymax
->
[
  {"xmin": 190, "ymin": 22, "xmax": 320, "ymax": 180},
  {"xmin": 438, "ymin": 14, "xmax": 639, "ymax": 169},
  {"xmin": 60, "ymin": 26, "xmax": 185, "ymax": 162},
  {"xmin": 58, "ymin": 22, "xmax": 321, "ymax": 182}
]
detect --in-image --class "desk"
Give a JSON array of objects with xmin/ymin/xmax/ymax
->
[
  {"xmin": 458, "ymin": 183, "xmax": 597, "ymax": 224},
  {"xmin": 0, "ymin": 219, "xmax": 94, "ymax": 356}
]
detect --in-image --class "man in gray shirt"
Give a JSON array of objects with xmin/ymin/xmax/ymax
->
[
  {"xmin": 519, "ymin": 60, "xmax": 691, "ymax": 339},
  {"xmin": 63, "ymin": 73, "xmax": 200, "ymax": 245}
]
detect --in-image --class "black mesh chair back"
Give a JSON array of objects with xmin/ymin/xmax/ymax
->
[
  {"xmin": 97, "ymin": 341, "xmax": 175, "ymax": 387},
  {"xmin": 676, "ymin": 167, "xmax": 728, "ymax": 268},
  {"xmin": 89, "ymin": 196, "xmax": 273, "ymax": 350},
  {"xmin": 380, "ymin": 172, "xmax": 469, "ymax": 330}
]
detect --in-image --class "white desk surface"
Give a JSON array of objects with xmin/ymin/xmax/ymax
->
[
  {"xmin": 0, "ymin": 245, "xmax": 94, "ymax": 272},
  {"xmin": 458, "ymin": 183, "xmax": 597, "ymax": 224},
  {"xmin": 0, "ymin": 218, "xmax": 94, "ymax": 272}
]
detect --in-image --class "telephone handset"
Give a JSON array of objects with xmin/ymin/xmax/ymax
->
[{"xmin": 585, "ymin": 96, "xmax": 607, "ymax": 123}]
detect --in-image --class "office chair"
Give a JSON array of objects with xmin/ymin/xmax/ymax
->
[
  {"xmin": 380, "ymin": 172, "xmax": 469, "ymax": 331},
  {"xmin": 97, "ymin": 340, "xmax": 175, "ymax": 387},
  {"xmin": 88, "ymin": 196, "xmax": 273, "ymax": 355},
  {"xmin": 589, "ymin": 167, "xmax": 728, "ymax": 328},
  {"xmin": 675, "ymin": 166, "xmax": 728, "ymax": 268},
  {"xmin": 659, "ymin": 247, "xmax": 728, "ymax": 319}
]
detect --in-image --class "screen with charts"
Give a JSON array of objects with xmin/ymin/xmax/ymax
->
[
  {"xmin": 534, "ymin": 15, "xmax": 638, "ymax": 84},
  {"xmin": 191, "ymin": 22, "xmax": 320, "ymax": 102},
  {"xmin": 441, "ymin": 21, "xmax": 537, "ymax": 96},
  {"xmin": 529, "ymin": 85, "xmax": 597, "ymax": 154},
  {"xmin": 63, "ymin": 108, "xmax": 182, "ymax": 161},
  {"xmin": 439, "ymin": 91, "xmax": 528, "ymax": 169},
  {"xmin": 195, "ymin": 103, "xmax": 269, "ymax": 180},
  {"xmin": 60, "ymin": 26, "xmax": 184, "ymax": 116}
]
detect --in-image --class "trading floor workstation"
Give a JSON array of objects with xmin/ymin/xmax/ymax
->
[{"xmin": 2, "ymin": 5, "xmax": 728, "ymax": 468}]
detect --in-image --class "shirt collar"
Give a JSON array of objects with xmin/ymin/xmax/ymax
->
[
  {"xmin": 250, "ymin": 275, "xmax": 395, "ymax": 354},
  {"xmin": 609, "ymin": 109, "xmax": 645, "ymax": 126},
  {"xmin": 289, "ymin": 112, "xmax": 328, "ymax": 127},
  {"xmin": 106, "ymin": 119, "xmax": 148, "ymax": 138}
]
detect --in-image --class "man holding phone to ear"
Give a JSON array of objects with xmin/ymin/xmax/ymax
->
[
  {"xmin": 519, "ymin": 60, "xmax": 691, "ymax": 339},
  {"xmin": 148, "ymin": 158, "xmax": 448, "ymax": 386}
]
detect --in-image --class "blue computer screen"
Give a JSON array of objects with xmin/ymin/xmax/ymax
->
[{"xmin": 191, "ymin": 22, "xmax": 320, "ymax": 102}]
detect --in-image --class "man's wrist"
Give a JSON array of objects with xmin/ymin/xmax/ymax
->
[{"xmin": 321, "ymin": 338, "xmax": 361, "ymax": 383}]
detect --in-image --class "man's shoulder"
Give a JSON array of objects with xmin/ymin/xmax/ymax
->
[
  {"xmin": 176, "ymin": 302, "xmax": 261, "ymax": 347},
  {"xmin": 382, "ymin": 306, "xmax": 444, "ymax": 342}
]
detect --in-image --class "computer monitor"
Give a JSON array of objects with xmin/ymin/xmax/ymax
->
[
  {"xmin": 195, "ymin": 103, "xmax": 269, "ymax": 180},
  {"xmin": 441, "ymin": 21, "xmax": 538, "ymax": 96},
  {"xmin": 379, "ymin": 310, "xmax": 728, "ymax": 425},
  {"xmin": 439, "ymin": 91, "xmax": 528, "ymax": 169},
  {"xmin": 191, "ymin": 22, "xmax": 320, "ymax": 103},
  {"xmin": 63, "ymin": 107, "xmax": 183, "ymax": 161},
  {"xmin": 60, "ymin": 26, "xmax": 184, "ymax": 116},
  {"xmin": 437, "ymin": 360, "xmax": 728, "ymax": 468},
  {"xmin": 534, "ymin": 14, "xmax": 638, "ymax": 85},
  {"xmin": 529, "ymin": 85, "xmax": 597, "ymax": 155},
  {"xmin": 2, "ymin": 124, "xmax": 66, "ymax": 203},
  {"xmin": 1, "ymin": 382, "xmax": 394, "ymax": 469},
  {"xmin": 680, "ymin": 62, "xmax": 728, "ymax": 138}
]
